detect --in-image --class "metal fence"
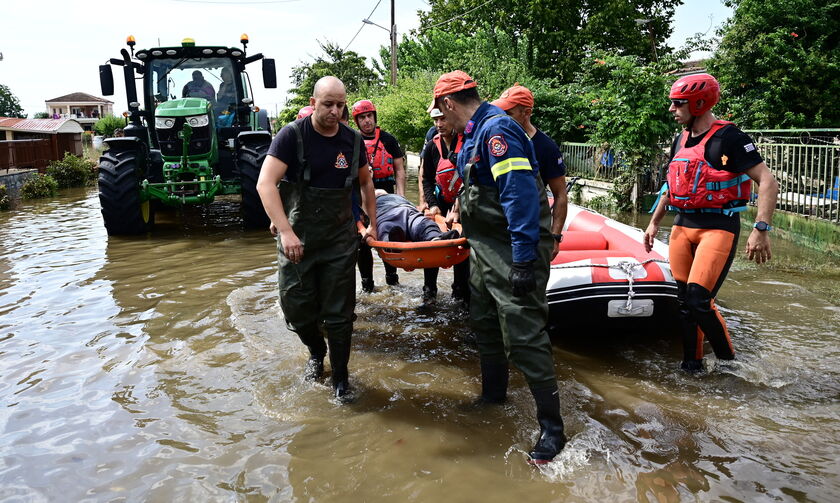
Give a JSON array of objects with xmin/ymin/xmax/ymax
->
[{"xmin": 561, "ymin": 129, "xmax": 840, "ymax": 222}]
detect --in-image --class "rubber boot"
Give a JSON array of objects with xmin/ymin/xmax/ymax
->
[
  {"xmin": 385, "ymin": 272, "xmax": 399, "ymax": 286},
  {"xmin": 418, "ymin": 286, "xmax": 437, "ymax": 312},
  {"xmin": 528, "ymin": 385, "xmax": 567, "ymax": 464},
  {"xmin": 327, "ymin": 337, "xmax": 353, "ymax": 402},
  {"xmin": 303, "ymin": 356, "xmax": 325, "ymax": 381},
  {"xmin": 361, "ymin": 278, "xmax": 375, "ymax": 293},
  {"xmin": 479, "ymin": 360, "xmax": 509, "ymax": 404},
  {"xmin": 296, "ymin": 328, "xmax": 326, "ymax": 381}
]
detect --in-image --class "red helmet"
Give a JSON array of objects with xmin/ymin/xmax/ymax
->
[
  {"xmin": 352, "ymin": 99, "xmax": 376, "ymax": 119},
  {"xmin": 296, "ymin": 105, "xmax": 314, "ymax": 119},
  {"xmin": 669, "ymin": 73, "xmax": 720, "ymax": 117}
]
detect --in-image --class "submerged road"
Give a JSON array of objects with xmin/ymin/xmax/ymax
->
[{"xmin": 0, "ymin": 184, "xmax": 838, "ymax": 501}]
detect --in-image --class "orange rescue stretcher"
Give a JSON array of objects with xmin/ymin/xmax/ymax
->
[{"xmin": 358, "ymin": 215, "xmax": 469, "ymax": 272}]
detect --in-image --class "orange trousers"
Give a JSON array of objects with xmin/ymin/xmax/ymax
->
[{"xmin": 669, "ymin": 225, "xmax": 737, "ymax": 363}]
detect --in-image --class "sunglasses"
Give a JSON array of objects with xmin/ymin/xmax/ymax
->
[{"xmin": 670, "ymin": 99, "xmax": 689, "ymax": 107}]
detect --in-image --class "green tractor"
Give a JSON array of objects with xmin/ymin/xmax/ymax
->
[{"xmin": 97, "ymin": 35, "xmax": 276, "ymax": 234}]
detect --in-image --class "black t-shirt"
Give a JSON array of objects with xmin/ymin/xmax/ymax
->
[
  {"xmin": 670, "ymin": 124, "xmax": 764, "ymax": 231},
  {"xmin": 268, "ymin": 116, "xmax": 367, "ymax": 189},
  {"xmin": 419, "ymin": 125, "xmax": 437, "ymax": 158},
  {"xmin": 362, "ymin": 129, "xmax": 405, "ymax": 159},
  {"xmin": 421, "ymin": 134, "xmax": 460, "ymax": 207},
  {"xmin": 531, "ymin": 129, "xmax": 566, "ymax": 182}
]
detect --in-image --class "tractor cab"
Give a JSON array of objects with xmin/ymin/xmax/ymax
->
[{"xmin": 96, "ymin": 35, "xmax": 276, "ymax": 235}]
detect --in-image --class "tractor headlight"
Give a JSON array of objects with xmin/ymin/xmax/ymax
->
[
  {"xmin": 155, "ymin": 117, "xmax": 176, "ymax": 129},
  {"xmin": 187, "ymin": 114, "xmax": 209, "ymax": 127}
]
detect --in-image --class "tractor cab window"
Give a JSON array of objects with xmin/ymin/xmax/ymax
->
[{"xmin": 148, "ymin": 57, "xmax": 239, "ymax": 123}]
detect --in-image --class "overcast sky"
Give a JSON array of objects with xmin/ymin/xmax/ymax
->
[{"xmin": 1, "ymin": 0, "xmax": 731, "ymax": 118}]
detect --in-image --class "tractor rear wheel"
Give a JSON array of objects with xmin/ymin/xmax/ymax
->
[
  {"xmin": 98, "ymin": 149, "xmax": 153, "ymax": 235},
  {"xmin": 239, "ymin": 142, "xmax": 270, "ymax": 229}
]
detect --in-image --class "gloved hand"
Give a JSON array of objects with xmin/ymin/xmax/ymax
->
[{"xmin": 509, "ymin": 261, "xmax": 536, "ymax": 297}]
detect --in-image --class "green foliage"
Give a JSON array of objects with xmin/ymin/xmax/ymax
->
[
  {"xmin": 282, "ymin": 41, "xmax": 382, "ymax": 120},
  {"xmin": 574, "ymin": 52, "xmax": 677, "ymax": 210},
  {"xmin": 46, "ymin": 153, "xmax": 98, "ymax": 188},
  {"xmin": 94, "ymin": 115, "xmax": 127, "ymax": 137},
  {"xmin": 707, "ymin": 0, "xmax": 840, "ymax": 128},
  {"xmin": 349, "ymin": 72, "xmax": 439, "ymax": 152},
  {"xmin": 0, "ymin": 84, "xmax": 26, "ymax": 118},
  {"xmin": 417, "ymin": 0, "xmax": 680, "ymax": 80},
  {"xmin": 20, "ymin": 175, "xmax": 59, "ymax": 199},
  {"xmin": 33, "ymin": 112, "xmax": 50, "ymax": 119},
  {"xmin": 0, "ymin": 185, "xmax": 9, "ymax": 211}
]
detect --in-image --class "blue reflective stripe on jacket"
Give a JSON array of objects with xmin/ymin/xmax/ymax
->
[{"xmin": 457, "ymin": 102, "xmax": 541, "ymax": 263}]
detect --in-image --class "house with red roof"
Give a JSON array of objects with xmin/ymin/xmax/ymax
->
[{"xmin": 44, "ymin": 92, "xmax": 114, "ymax": 131}]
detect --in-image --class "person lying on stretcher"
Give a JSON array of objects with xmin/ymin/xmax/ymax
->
[{"xmin": 372, "ymin": 189, "xmax": 460, "ymax": 242}]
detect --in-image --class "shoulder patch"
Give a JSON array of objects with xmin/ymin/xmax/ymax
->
[
  {"xmin": 487, "ymin": 135, "xmax": 508, "ymax": 157},
  {"xmin": 335, "ymin": 152, "xmax": 349, "ymax": 169}
]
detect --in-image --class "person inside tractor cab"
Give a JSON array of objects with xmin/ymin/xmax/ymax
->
[
  {"xmin": 183, "ymin": 70, "xmax": 216, "ymax": 102},
  {"xmin": 215, "ymin": 68, "xmax": 237, "ymax": 128},
  {"xmin": 217, "ymin": 68, "xmax": 237, "ymax": 110}
]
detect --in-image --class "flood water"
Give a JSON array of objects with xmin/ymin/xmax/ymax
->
[{"xmin": 1, "ymin": 185, "xmax": 838, "ymax": 502}]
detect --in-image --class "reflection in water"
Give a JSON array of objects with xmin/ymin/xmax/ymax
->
[{"xmin": 0, "ymin": 186, "xmax": 838, "ymax": 501}]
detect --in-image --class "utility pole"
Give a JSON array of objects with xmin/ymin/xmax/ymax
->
[{"xmin": 390, "ymin": 0, "xmax": 397, "ymax": 86}]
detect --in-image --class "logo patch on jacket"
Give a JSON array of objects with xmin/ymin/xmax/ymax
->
[
  {"xmin": 335, "ymin": 152, "xmax": 349, "ymax": 169},
  {"xmin": 487, "ymin": 135, "xmax": 508, "ymax": 157}
]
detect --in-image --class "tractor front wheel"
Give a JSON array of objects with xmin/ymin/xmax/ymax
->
[
  {"xmin": 239, "ymin": 142, "xmax": 270, "ymax": 230},
  {"xmin": 98, "ymin": 149, "xmax": 153, "ymax": 235}
]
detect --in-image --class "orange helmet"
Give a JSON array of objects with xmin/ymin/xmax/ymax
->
[{"xmin": 669, "ymin": 73, "xmax": 720, "ymax": 117}]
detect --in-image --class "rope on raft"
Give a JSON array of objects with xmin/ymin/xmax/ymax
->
[{"xmin": 550, "ymin": 258, "xmax": 671, "ymax": 314}]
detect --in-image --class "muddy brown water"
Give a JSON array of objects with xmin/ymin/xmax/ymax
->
[{"xmin": 1, "ymin": 185, "xmax": 838, "ymax": 502}]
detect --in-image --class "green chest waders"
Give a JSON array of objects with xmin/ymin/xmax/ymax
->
[
  {"xmin": 276, "ymin": 124, "xmax": 361, "ymax": 388},
  {"xmin": 458, "ymin": 139, "xmax": 557, "ymax": 389}
]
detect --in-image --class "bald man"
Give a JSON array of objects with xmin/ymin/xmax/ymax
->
[{"xmin": 258, "ymin": 76, "xmax": 377, "ymax": 401}]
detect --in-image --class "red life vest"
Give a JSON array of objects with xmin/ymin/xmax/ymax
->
[
  {"xmin": 667, "ymin": 120, "xmax": 752, "ymax": 213},
  {"xmin": 433, "ymin": 133, "xmax": 464, "ymax": 204},
  {"xmin": 364, "ymin": 127, "xmax": 395, "ymax": 180}
]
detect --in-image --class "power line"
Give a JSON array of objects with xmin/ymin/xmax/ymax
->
[
  {"xmin": 420, "ymin": 0, "xmax": 494, "ymax": 32},
  {"xmin": 344, "ymin": 0, "xmax": 384, "ymax": 51}
]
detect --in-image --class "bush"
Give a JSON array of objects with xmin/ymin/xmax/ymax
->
[
  {"xmin": 46, "ymin": 153, "xmax": 97, "ymax": 188},
  {"xmin": 349, "ymin": 72, "xmax": 439, "ymax": 153},
  {"xmin": 82, "ymin": 131, "xmax": 93, "ymax": 145},
  {"xmin": 20, "ymin": 174, "xmax": 59, "ymax": 199},
  {"xmin": 94, "ymin": 115, "xmax": 127, "ymax": 137},
  {"xmin": 0, "ymin": 185, "xmax": 9, "ymax": 210}
]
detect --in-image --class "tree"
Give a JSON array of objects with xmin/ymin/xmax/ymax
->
[
  {"xmin": 0, "ymin": 84, "xmax": 26, "ymax": 118},
  {"xmin": 33, "ymin": 112, "xmax": 50, "ymax": 119},
  {"xmin": 416, "ymin": 0, "xmax": 680, "ymax": 81},
  {"xmin": 707, "ymin": 0, "xmax": 840, "ymax": 128},
  {"xmin": 575, "ymin": 52, "xmax": 677, "ymax": 210},
  {"xmin": 281, "ymin": 41, "xmax": 382, "ymax": 122}
]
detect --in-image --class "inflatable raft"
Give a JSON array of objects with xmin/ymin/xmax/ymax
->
[{"xmin": 548, "ymin": 204, "xmax": 679, "ymax": 331}]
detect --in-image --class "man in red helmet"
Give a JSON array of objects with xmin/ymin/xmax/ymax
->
[
  {"xmin": 352, "ymin": 99, "xmax": 406, "ymax": 291},
  {"xmin": 644, "ymin": 73, "xmax": 779, "ymax": 372}
]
